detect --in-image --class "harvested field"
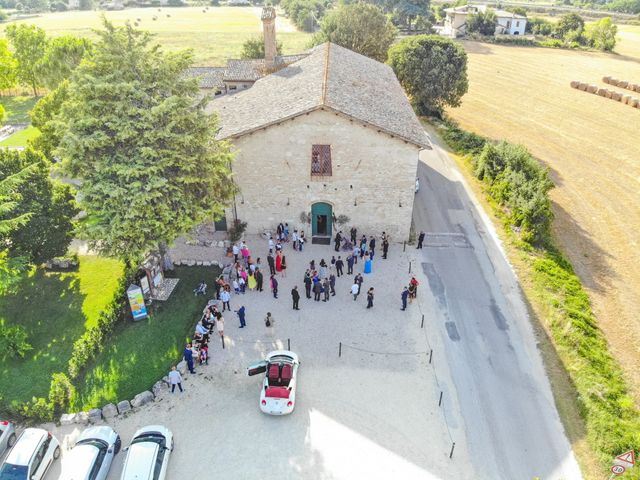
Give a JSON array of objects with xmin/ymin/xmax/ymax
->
[{"xmin": 447, "ymin": 32, "xmax": 640, "ymax": 408}]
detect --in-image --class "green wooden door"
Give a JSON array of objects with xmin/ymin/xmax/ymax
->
[{"xmin": 312, "ymin": 202, "xmax": 332, "ymax": 237}]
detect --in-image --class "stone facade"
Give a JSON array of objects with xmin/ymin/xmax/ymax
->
[{"xmin": 226, "ymin": 109, "xmax": 420, "ymax": 241}]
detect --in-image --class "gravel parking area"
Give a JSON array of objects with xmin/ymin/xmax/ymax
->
[{"xmin": 32, "ymin": 237, "xmax": 473, "ymax": 480}]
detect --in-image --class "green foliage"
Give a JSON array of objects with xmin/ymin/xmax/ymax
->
[
  {"xmin": 507, "ymin": 6, "xmax": 527, "ymax": 16},
  {"xmin": 48, "ymin": 372, "xmax": 75, "ymax": 412},
  {"xmin": 29, "ymin": 80, "xmax": 69, "ymax": 157},
  {"xmin": 556, "ymin": 12, "xmax": 585, "ymax": 39},
  {"xmin": 310, "ymin": 3, "xmax": 397, "ymax": 62},
  {"xmin": 440, "ymin": 122, "xmax": 486, "ymax": 154},
  {"xmin": 0, "ymin": 251, "xmax": 29, "ymax": 295},
  {"xmin": 606, "ymin": 0, "xmax": 640, "ymax": 13},
  {"xmin": 23, "ymin": 0, "xmax": 49, "ymax": 11},
  {"xmin": 388, "ymin": 35, "xmax": 468, "ymax": 116},
  {"xmin": 38, "ymin": 35, "xmax": 93, "ymax": 90},
  {"xmin": 5, "ymin": 24, "xmax": 48, "ymax": 96},
  {"xmin": 240, "ymin": 35, "xmax": 283, "ymax": 59},
  {"xmin": 0, "ymin": 324, "xmax": 32, "ymax": 359},
  {"xmin": 17, "ymin": 397, "xmax": 52, "ymax": 422},
  {"xmin": 227, "ymin": 219, "xmax": 247, "ymax": 243},
  {"xmin": 526, "ymin": 17, "xmax": 554, "ymax": 35},
  {"xmin": 0, "ymin": 39, "xmax": 17, "ymax": 91},
  {"xmin": 531, "ymin": 250, "xmax": 640, "ymax": 466},
  {"xmin": 585, "ymin": 17, "xmax": 617, "ymax": 51},
  {"xmin": 0, "ymin": 9, "xmax": 8, "ymax": 20},
  {"xmin": 466, "ymin": 9, "xmax": 497, "ymax": 36},
  {"xmin": 79, "ymin": 0, "xmax": 94, "ymax": 9},
  {"xmin": 58, "ymin": 20, "xmax": 236, "ymax": 264},
  {"xmin": 282, "ymin": 0, "xmax": 328, "ymax": 32},
  {"xmin": 0, "ymin": 149, "xmax": 78, "ymax": 264},
  {"xmin": 391, "ymin": 0, "xmax": 432, "ymax": 31},
  {"xmin": 538, "ymin": 38, "xmax": 564, "ymax": 48}
]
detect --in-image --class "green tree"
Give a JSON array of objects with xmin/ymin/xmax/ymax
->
[
  {"xmin": 58, "ymin": 21, "xmax": 236, "ymax": 264},
  {"xmin": 79, "ymin": 0, "xmax": 94, "ymax": 9},
  {"xmin": 0, "ymin": 149, "xmax": 78, "ymax": 264},
  {"xmin": 38, "ymin": 35, "xmax": 93, "ymax": 90},
  {"xmin": 507, "ymin": 6, "xmax": 527, "ymax": 16},
  {"xmin": 466, "ymin": 9, "xmax": 497, "ymax": 35},
  {"xmin": 393, "ymin": 0, "xmax": 431, "ymax": 31},
  {"xmin": 29, "ymin": 80, "xmax": 69, "ymax": 158},
  {"xmin": 5, "ymin": 24, "xmax": 48, "ymax": 96},
  {"xmin": 526, "ymin": 17, "xmax": 554, "ymax": 35},
  {"xmin": 23, "ymin": 0, "xmax": 49, "ymax": 11},
  {"xmin": 585, "ymin": 17, "xmax": 617, "ymax": 51},
  {"xmin": 310, "ymin": 3, "xmax": 397, "ymax": 62},
  {"xmin": 555, "ymin": 12, "xmax": 584, "ymax": 39},
  {"xmin": 240, "ymin": 35, "xmax": 283, "ymax": 59},
  {"xmin": 388, "ymin": 34, "xmax": 468, "ymax": 116}
]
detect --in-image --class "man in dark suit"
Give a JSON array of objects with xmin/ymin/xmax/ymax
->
[
  {"xmin": 255, "ymin": 268, "xmax": 264, "ymax": 292},
  {"xmin": 291, "ymin": 286, "xmax": 300, "ymax": 310}
]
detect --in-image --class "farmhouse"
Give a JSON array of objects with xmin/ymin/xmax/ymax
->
[
  {"xmin": 443, "ymin": 4, "xmax": 527, "ymax": 38},
  {"xmin": 205, "ymin": 40, "xmax": 431, "ymax": 240}
]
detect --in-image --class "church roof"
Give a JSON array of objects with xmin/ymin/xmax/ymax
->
[
  {"xmin": 207, "ymin": 43, "xmax": 431, "ymax": 149},
  {"xmin": 183, "ymin": 66, "xmax": 226, "ymax": 89},
  {"xmin": 223, "ymin": 54, "xmax": 310, "ymax": 82}
]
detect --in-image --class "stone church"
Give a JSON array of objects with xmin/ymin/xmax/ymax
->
[{"xmin": 203, "ymin": 8, "xmax": 431, "ymax": 241}]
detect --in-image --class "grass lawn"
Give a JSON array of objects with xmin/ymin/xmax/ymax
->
[
  {"xmin": 0, "ymin": 126, "xmax": 40, "ymax": 148},
  {"xmin": 0, "ymin": 96, "xmax": 38, "ymax": 124},
  {"xmin": 73, "ymin": 265, "xmax": 217, "ymax": 410},
  {"xmin": 0, "ymin": 7, "xmax": 312, "ymax": 65},
  {"xmin": 0, "ymin": 256, "xmax": 123, "ymax": 408}
]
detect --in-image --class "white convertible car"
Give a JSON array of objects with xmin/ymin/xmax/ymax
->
[{"xmin": 247, "ymin": 350, "xmax": 299, "ymax": 415}]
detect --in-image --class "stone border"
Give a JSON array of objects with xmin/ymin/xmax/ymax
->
[{"xmin": 59, "ymin": 361, "xmax": 192, "ymax": 426}]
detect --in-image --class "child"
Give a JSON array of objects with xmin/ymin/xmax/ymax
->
[
  {"xmin": 233, "ymin": 279, "xmax": 240, "ymax": 294},
  {"xmin": 199, "ymin": 345, "xmax": 209, "ymax": 365},
  {"xmin": 239, "ymin": 276, "xmax": 246, "ymax": 294}
]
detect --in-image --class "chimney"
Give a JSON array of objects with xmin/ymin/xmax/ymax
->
[{"xmin": 261, "ymin": 6, "xmax": 277, "ymax": 66}]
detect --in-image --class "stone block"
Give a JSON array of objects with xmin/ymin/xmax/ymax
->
[
  {"xmin": 117, "ymin": 400, "xmax": 131, "ymax": 415},
  {"xmin": 60, "ymin": 413, "xmax": 76, "ymax": 425},
  {"xmin": 75, "ymin": 411, "xmax": 89, "ymax": 425},
  {"xmin": 203, "ymin": 261, "xmax": 211, "ymax": 267},
  {"xmin": 217, "ymin": 241, "xmax": 225, "ymax": 248},
  {"xmin": 186, "ymin": 260, "xmax": 195, "ymax": 266},
  {"xmin": 88, "ymin": 408, "xmax": 102, "ymax": 423},
  {"xmin": 152, "ymin": 381, "xmax": 166, "ymax": 397},
  {"xmin": 196, "ymin": 261, "xmax": 203, "ymax": 266},
  {"xmin": 162, "ymin": 375, "xmax": 171, "ymax": 385},
  {"xmin": 102, "ymin": 403, "xmax": 118, "ymax": 419},
  {"xmin": 131, "ymin": 391, "xmax": 155, "ymax": 408},
  {"xmin": 177, "ymin": 360, "xmax": 187, "ymax": 375}
]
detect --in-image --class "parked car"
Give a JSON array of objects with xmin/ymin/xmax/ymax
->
[
  {"xmin": 60, "ymin": 426, "xmax": 121, "ymax": 480},
  {"xmin": 120, "ymin": 426, "xmax": 173, "ymax": 480},
  {"xmin": 0, "ymin": 422, "xmax": 17, "ymax": 458},
  {"xmin": 415, "ymin": 177, "xmax": 420, "ymax": 193},
  {"xmin": 0, "ymin": 428, "xmax": 60, "ymax": 480},
  {"xmin": 247, "ymin": 350, "xmax": 300, "ymax": 415}
]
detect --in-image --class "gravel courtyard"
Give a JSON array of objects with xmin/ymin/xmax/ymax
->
[{"xmin": 38, "ymin": 237, "xmax": 474, "ymax": 480}]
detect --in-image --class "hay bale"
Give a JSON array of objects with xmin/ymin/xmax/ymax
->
[
  {"xmin": 621, "ymin": 94, "xmax": 631, "ymax": 103},
  {"xmin": 578, "ymin": 82, "xmax": 588, "ymax": 91},
  {"xmin": 597, "ymin": 88, "xmax": 608, "ymax": 97},
  {"xmin": 630, "ymin": 98, "xmax": 639, "ymax": 108},
  {"xmin": 618, "ymin": 80, "xmax": 629, "ymax": 88},
  {"xmin": 605, "ymin": 90, "xmax": 614, "ymax": 99},
  {"xmin": 570, "ymin": 80, "xmax": 580, "ymax": 88},
  {"xmin": 602, "ymin": 75, "xmax": 611, "ymax": 84},
  {"xmin": 587, "ymin": 84, "xmax": 598, "ymax": 93},
  {"xmin": 609, "ymin": 78, "xmax": 619, "ymax": 86},
  {"xmin": 611, "ymin": 92, "xmax": 621, "ymax": 101}
]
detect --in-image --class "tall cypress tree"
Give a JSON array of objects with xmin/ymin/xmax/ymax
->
[{"xmin": 59, "ymin": 20, "xmax": 236, "ymax": 265}]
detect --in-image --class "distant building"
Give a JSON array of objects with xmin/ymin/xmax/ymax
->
[{"xmin": 443, "ymin": 4, "xmax": 527, "ymax": 37}]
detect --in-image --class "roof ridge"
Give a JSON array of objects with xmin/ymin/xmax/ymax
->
[{"xmin": 320, "ymin": 42, "xmax": 330, "ymax": 106}]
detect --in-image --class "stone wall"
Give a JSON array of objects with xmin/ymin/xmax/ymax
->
[{"xmin": 227, "ymin": 109, "xmax": 423, "ymax": 241}]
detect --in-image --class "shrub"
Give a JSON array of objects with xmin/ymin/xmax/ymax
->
[
  {"xmin": 0, "ymin": 324, "xmax": 33, "ymax": 359},
  {"xmin": 48, "ymin": 372, "xmax": 75, "ymax": 413},
  {"xmin": 539, "ymin": 38, "xmax": 564, "ymax": 48},
  {"xmin": 228, "ymin": 219, "xmax": 247, "ymax": 243},
  {"xmin": 18, "ymin": 397, "xmax": 53, "ymax": 422},
  {"xmin": 441, "ymin": 122, "xmax": 487, "ymax": 155}
]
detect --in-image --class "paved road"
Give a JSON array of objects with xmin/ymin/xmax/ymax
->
[{"xmin": 413, "ymin": 129, "xmax": 582, "ymax": 480}]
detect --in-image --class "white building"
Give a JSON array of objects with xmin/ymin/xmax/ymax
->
[{"xmin": 443, "ymin": 4, "xmax": 527, "ymax": 38}]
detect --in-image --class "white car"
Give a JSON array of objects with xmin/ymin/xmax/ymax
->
[
  {"xmin": 120, "ymin": 426, "xmax": 173, "ymax": 480},
  {"xmin": 0, "ymin": 421, "xmax": 17, "ymax": 458},
  {"xmin": 61, "ymin": 426, "xmax": 121, "ymax": 480},
  {"xmin": 247, "ymin": 350, "xmax": 300, "ymax": 415},
  {"xmin": 0, "ymin": 428, "xmax": 60, "ymax": 480},
  {"xmin": 415, "ymin": 177, "xmax": 420, "ymax": 193}
]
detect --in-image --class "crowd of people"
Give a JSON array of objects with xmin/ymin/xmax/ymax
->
[{"xmin": 175, "ymin": 222, "xmax": 422, "ymax": 382}]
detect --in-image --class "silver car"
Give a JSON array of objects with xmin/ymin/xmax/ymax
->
[
  {"xmin": 60, "ymin": 426, "xmax": 121, "ymax": 480},
  {"xmin": 0, "ymin": 422, "xmax": 17, "ymax": 457}
]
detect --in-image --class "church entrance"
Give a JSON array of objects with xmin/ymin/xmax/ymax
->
[{"xmin": 311, "ymin": 202, "xmax": 332, "ymax": 238}]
